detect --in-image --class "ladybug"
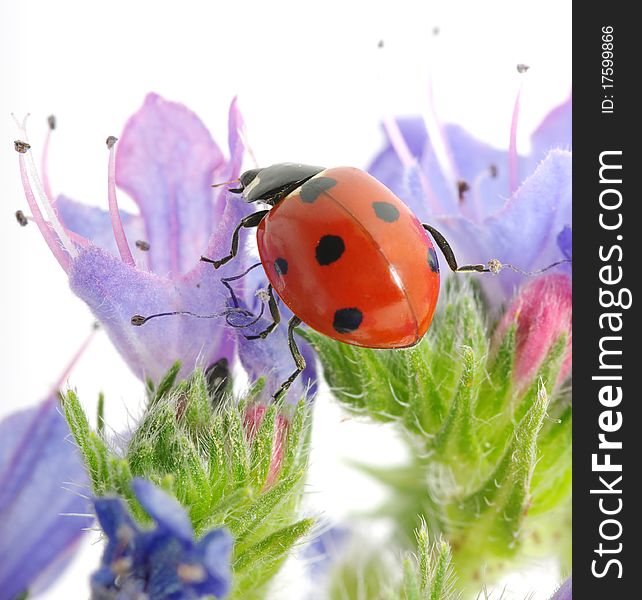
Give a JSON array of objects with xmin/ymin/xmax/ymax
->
[{"xmin": 200, "ymin": 163, "xmax": 492, "ymax": 399}]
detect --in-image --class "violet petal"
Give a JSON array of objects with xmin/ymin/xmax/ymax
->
[
  {"xmin": 431, "ymin": 150, "xmax": 571, "ymax": 303},
  {"xmin": 0, "ymin": 397, "xmax": 91, "ymax": 600},
  {"xmin": 116, "ymin": 93, "xmax": 226, "ymax": 277},
  {"xmin": 550, "ymin": 577, "xmax": 572, "ymax": 600},
  {"xmin": 67, "ymin": 209, "xmax": 244, "ymax": 383},
  {"xmin": 131, "ymin": 478, "xmax": 193, "ymax": 542},
  {"xmin": 56, "ymin": 195, "xmax": 148, "ymax": 267}
]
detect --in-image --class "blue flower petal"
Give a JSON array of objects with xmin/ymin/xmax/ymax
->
[
  {"xmin": 193, "ymin": 529, "xmax": 233, "ymax": 597},
  {"xmin": 115, "ymin": 93, "xmax": 227, "ymax": 277},
  {"xmin": 132, "ymin": 478, "xmax": 193, "ymax": 542},
  {"xmin": 303, "ymin": 526, "xmax": 348, "ymax": 579},
  {"xmin": 91, "ymin": 481, "xmax": 232, "ymax": 600},
  {"xmin": 368, "ymin": 117, "xmax": 428, "ymax": 194},
  {"xmin": 146, "ymin": 537, "xmax": 192, "ymax": 599},
  {"xmin": 420, "ymin": 124, "xmax": 516, "ymax": 217},
  {"xmin": 0, "ymin": 397, "xmax": 91, "ymax": 600},
  {"xmin": 550, "ymin": 577, "xmax": 572, "ymax": 600},
  {"xmin": 56, "ymin": 196, "xmax": 149, "ymax": 268},
  {"xmin": 368, "ymin": 100, "xmax": 572, "ymax": 308},
  {"xmin": 430, "ymin": 150, "xmax": 572, "ymax": 304},
  {"xmin": 94, "ymin": 497, "xmax": 136, "ymax": 541},
  {"xmin": 557, "ymin": 225, "xmax": 572, "ymax": 260},
  {"xmin": 67, "ymin": 196, "xmax": 248, "ymax": 383}
]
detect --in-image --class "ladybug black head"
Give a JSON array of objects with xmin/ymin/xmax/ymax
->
[
  {"xmin": 226, "ymin": 168, "xmax": 262, "ymax": 195},
  {"xmin": 239, "ymin": 168, "xmax": 262, "ymax": 189},
  {"xmin": 232, "ymin": 163, "xmax": 326, "ymax": 205}
]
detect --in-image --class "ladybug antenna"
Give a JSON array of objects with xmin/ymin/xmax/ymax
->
[
  {"xmin": 490, "ymin": 258, "xmax": 572, "ymax": 276},
  {"xmin": 211, "ymin": 178, "xmax": 240, "ymax": 188},
  {"xmin": 423, "ymin": 224, "xmax": 571, "ymax": 277},
  {"xmin": 131, "ymin": 307, "xmax": 252, "ymax": 327}
]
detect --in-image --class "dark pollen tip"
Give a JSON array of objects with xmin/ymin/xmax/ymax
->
[
  {"xmin": 14, "ymin": 140, "xmax": 31, "ymax": 153},
  {"xmin": 15, "ymin": 210, "xmax": 28, "ymax": 227}
]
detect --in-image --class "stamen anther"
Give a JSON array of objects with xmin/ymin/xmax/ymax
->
[
  {"xmin": 14, "ymin": 140, "xmax": 31, "ymax": 153},
  {"xmin": 15, "ymin": 210, "xmax": 29, "ymax": 226},
  {"xmin": 457, "ymin": 180, "xmax": 470, "ymax": 203}
]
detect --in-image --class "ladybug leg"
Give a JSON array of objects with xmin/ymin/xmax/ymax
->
[
  {"xmin": 244, "ymin": 285, "xmax": 281, "ymax": 340},
  {"xmin": 220, "ymin": 262, "xmax": 263, "ymax": 308},
  {"xmin": 422, "ymin": 224, "xmax": 491, "ymax": 273},
  {"xmin": 273, "ymin": 316, "xmax": 305, "ymax": 400},
  {"xmin": 201, "ymin": 210, "xmax": 269, "ymax": 269}
]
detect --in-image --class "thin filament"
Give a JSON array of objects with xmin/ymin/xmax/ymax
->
[{"xmin": 107, "ymin": 140, "xmax": 135, "ymax": 266}]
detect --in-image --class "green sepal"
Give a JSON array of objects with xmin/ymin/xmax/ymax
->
[
  {"xmin": 62, "ymin": 366, "xmax": 313, "ymax": 599},
  {"xmin": 451, "ymin": 383, "xmax": 549, "ymax": 562}
]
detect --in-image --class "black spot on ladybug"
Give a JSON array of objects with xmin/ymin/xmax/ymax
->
[
  {"xmin": 333, "ymin": 308, "xmax": 363, "ymax": 333},
  {"xmin": 428, "ymin": 247, "xmax": 439, "ymax": 273},
  {"xmin": 372, "ymin": 201, "xmax": 400, "ymax": 223},
  {"xmin": 316, "ymin": 235, "xmax": 345, "ymax": 266},
  {"xmin": 274, "ymin": 257, "xmax": 288, "ymax": 275},
  {"xmin": 300, "ymin": 177, "xmax": 337, "ymax": 203}
]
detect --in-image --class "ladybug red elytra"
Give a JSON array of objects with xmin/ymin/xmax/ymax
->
[{"xmin": 200, "ymin": 163, "xmax": 493, "ymax": 398}]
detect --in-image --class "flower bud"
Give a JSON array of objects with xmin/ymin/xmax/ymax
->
[
  {"xmin": 495, "ymin": 274, "xmax": 572, "ymax": 388},
  {"xmin": 243, "ymin": 405, "xmax": 289, "ymax": 488}
]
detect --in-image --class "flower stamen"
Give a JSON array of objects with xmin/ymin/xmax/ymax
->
[
  {"xmin": 17, "ymin": 149, "xmax": 72, "ymax": 271},
  {"xmin": 42, "ymin": 115, "xmax": 56, "ymax": 203},
  {"xmin": 177, "ymin": 563, "xmax": 207, "ymax": 584},
  {"xmin": 13, "ymin": 114, "xmax": 79, "ymax": 266},
  {"xmin": 106, "ymin": 136, "xmax": 135, "ymax": 267},
  {"xmin": 509, "ymin": 65, "xmax": 529, "ymax": 196},
  {"xmin": 13, "ymin": 208, "xmax": 89, "ymax": 248}
]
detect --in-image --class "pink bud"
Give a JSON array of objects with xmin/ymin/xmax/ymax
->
[
  {"xmin": 495, "ymin": 274, "xmax": 572, "ymax": 388},
  {"xmin": 243, "ymin": 405, "xmax": 289, "ymax": 489}
]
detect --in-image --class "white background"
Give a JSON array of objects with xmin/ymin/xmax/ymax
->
[{"xmin": 0, "ymin": 1, "xmax": 571, "ymax": 598}]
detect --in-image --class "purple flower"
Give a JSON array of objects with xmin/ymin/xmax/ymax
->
[
  {"xmin": 15, "ymin": 93, "xmax": 251, "ymax": 384},
  {"xmin": 368, "ymin": 97, "xmax": 571, "ymax": 304},
  {"xmin": 0, "ymin": 396, "xmax": 92, "ymax": 600},
  {"xmin": 550, "ymin": 577, "xmax": 572, "ymax": 600},
  {"xmin": 302, "ymin": 526, "xmax": 348, "ymax": 580},
  {"xmin": 92, "ymin": 478, "xmax": 232, "ymax": 600},
  {"xmin": 557, "ymin": 225, "xmax": 572, "ymax": 260}
]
